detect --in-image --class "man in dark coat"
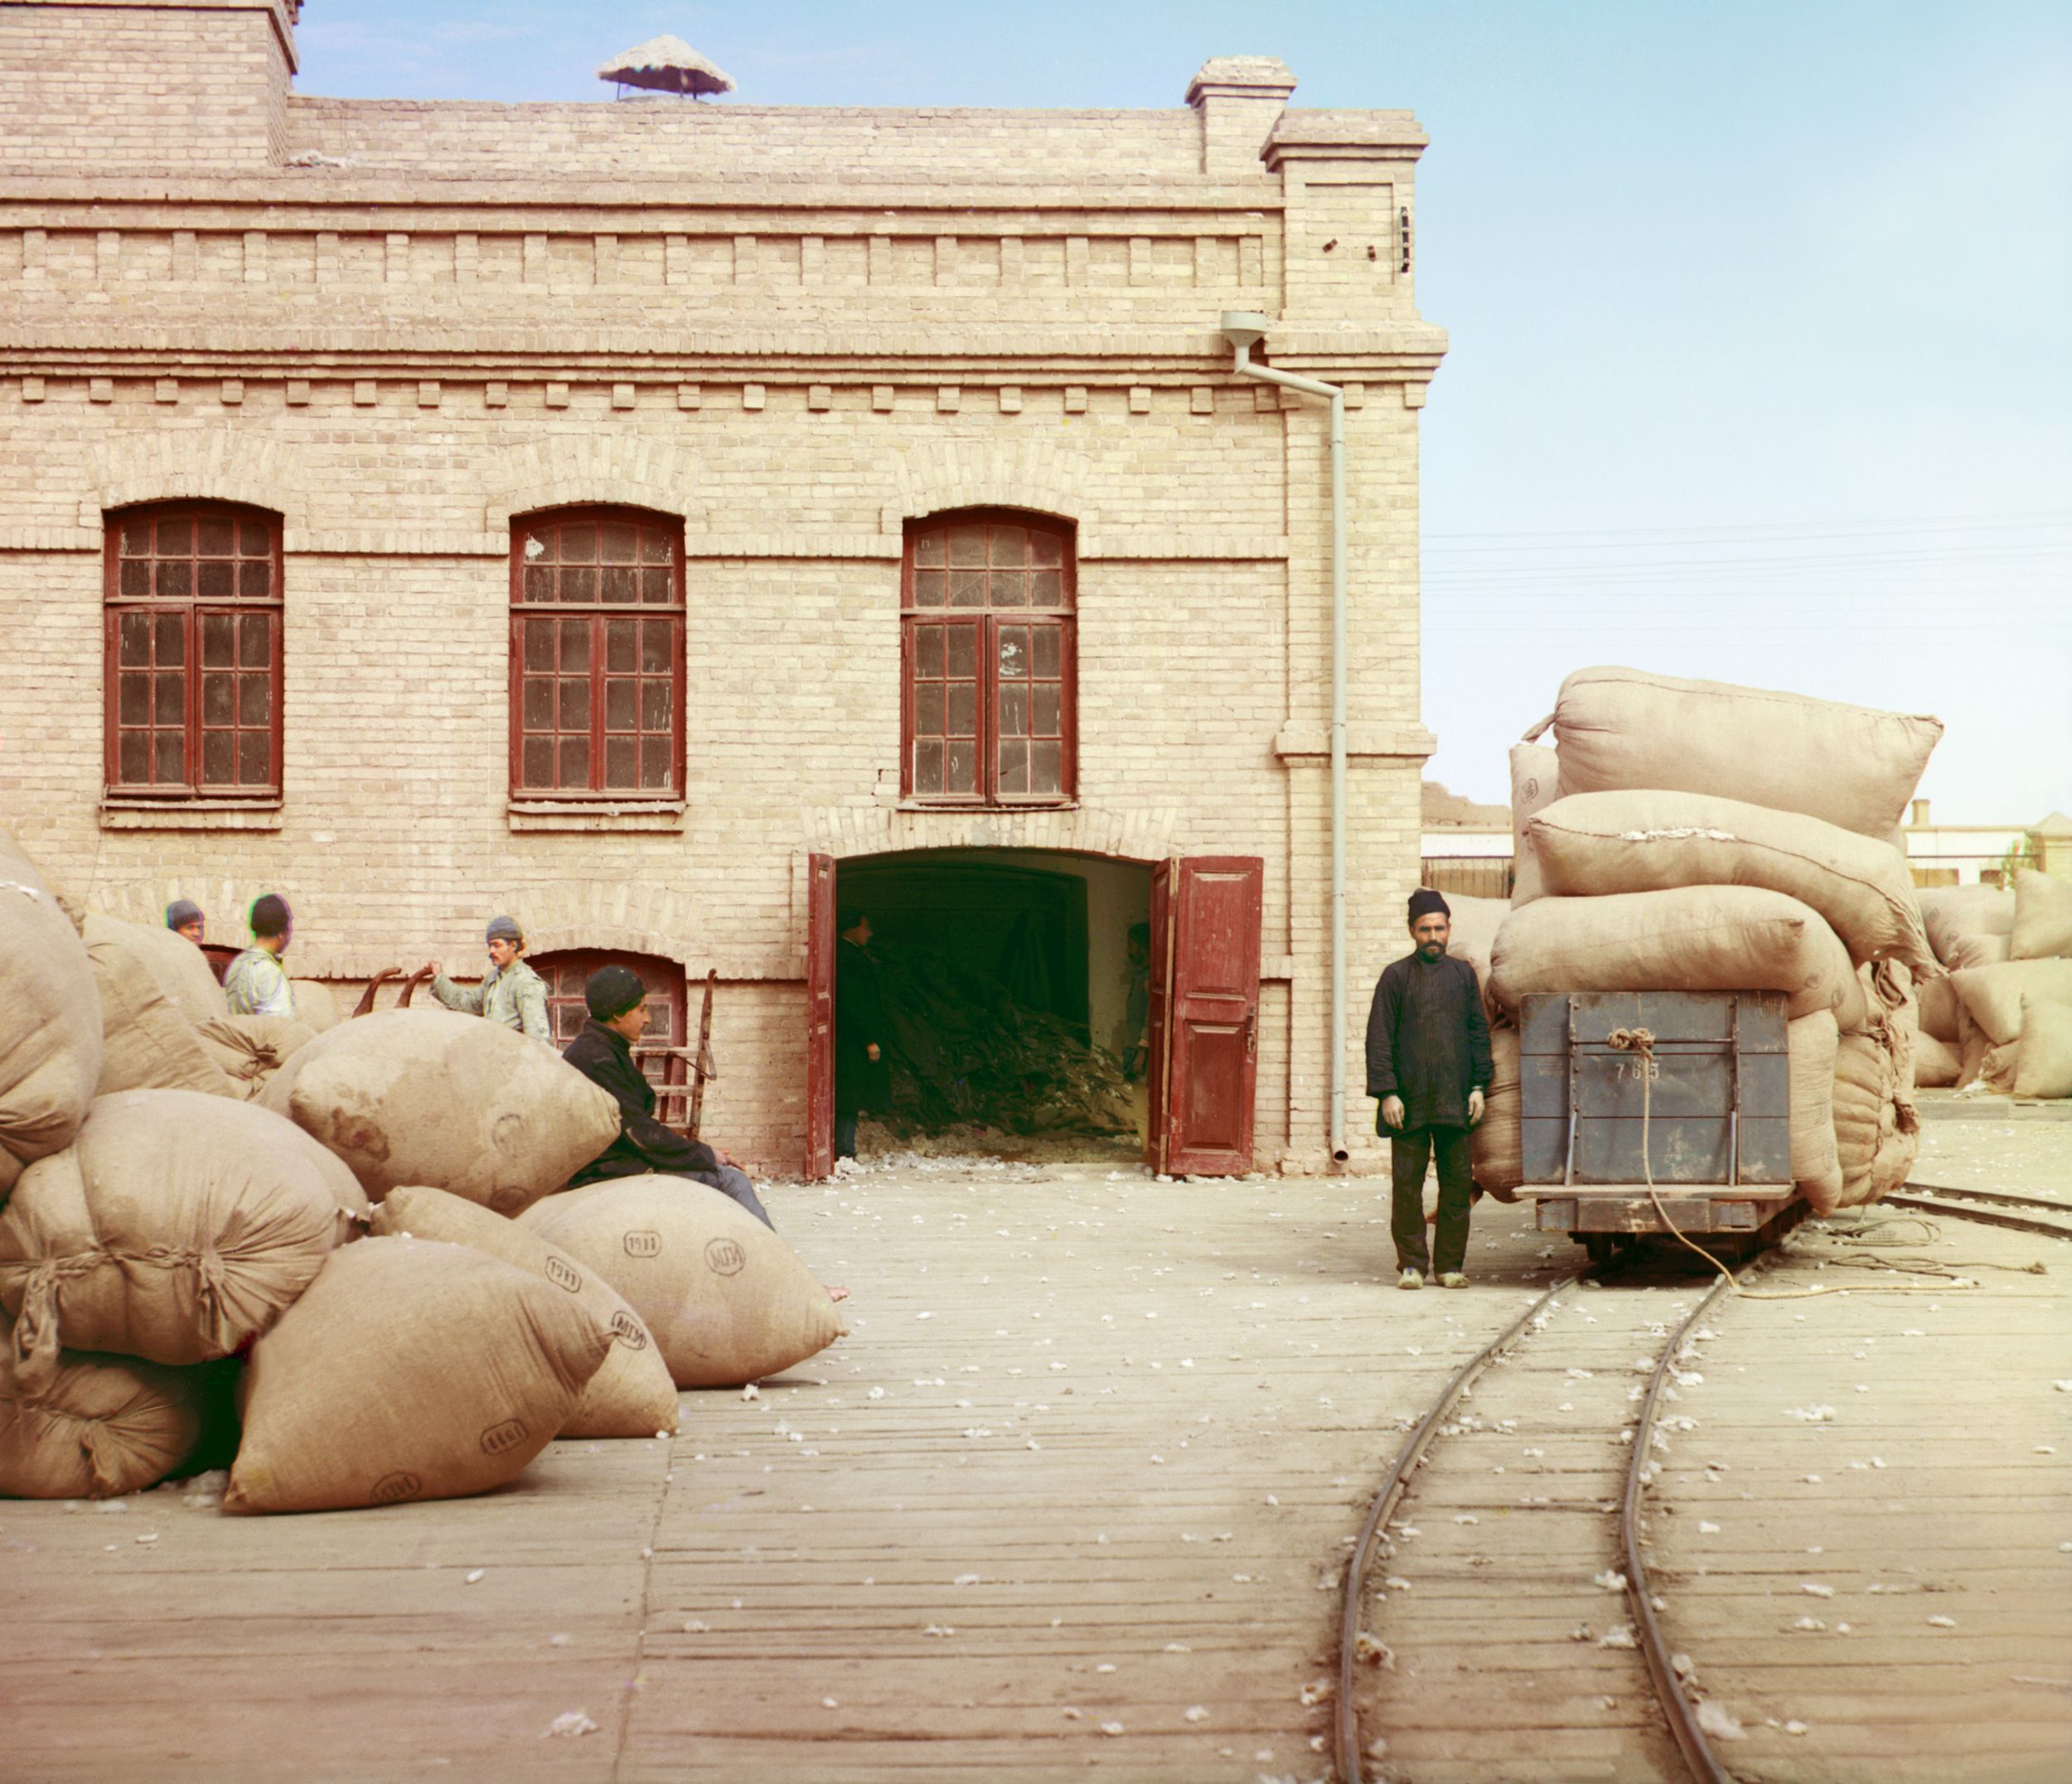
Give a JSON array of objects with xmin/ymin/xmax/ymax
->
[
  {"xmin": 561, "ymin": 964, "xmax": 774, "ymax": 1229},
  {"xmin": 1366, "ymin": 888, "xmax": 1493, "ymax": 1289},
  {"xmin": 834, "ymin": 907, "xmax": 891, "ymax": 1161}
]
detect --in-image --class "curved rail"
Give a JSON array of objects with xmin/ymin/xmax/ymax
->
[
  {"xmin": 1334, "ymin": 1274, "xmax": 1581, "ymax": 1782},
  {"xmin": 1882, "ymin": 1181, "xmax": 2072, "ymax": 1240}
]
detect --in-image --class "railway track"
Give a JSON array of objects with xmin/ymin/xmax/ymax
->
[{"xmin": 1337, "ymin": 1185, "xmax": 2071, "ymax": 1783}]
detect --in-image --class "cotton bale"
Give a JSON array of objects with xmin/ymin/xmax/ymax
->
[
  {"xmin": 0, "ymin": 1346, "xmax": 201, "ymax": 1500},
  {"xmin": 1469, "ymin": 1026, "xmax": 1522, "ymax": 1202},
  {"xmin": 288, "ymin": 980, "xmax": 341, "ymax": 1033},
  {"xmin": 82, "ymin": 915, "xmax": 239, "ymax": 1100},
  {"xmin": 0, "ymin": 830, "xmax": 102, "ymax": 1196},
  {"xmin": 1912, "ymin": 1032, "xmax": 1959, "ymax": 1089},
  {"xmin": 2011, "ymin": 996, "xmax": 2072, "ymax": 1100},
  {"xmin": 1916, "ymin": 885, "xmax": 2016, "ymax": 969},
  {"xmin": 1948, "ymin": 959, "xmax": 2072, "ymax": 1047},
  {"xmin": 194, "ymin": 1013, "xmax": 319, "ymax": 1101},
  {"xmin": 1438, "ymin": 894, "xmax": 1507, "ymax": 1023},
  {"xmin": 1787, "ymin": 1013, "xmax": 1844, "ymax": 1215},
  {"xmin": 1916, "ymin": 974, "xmax": 1961, "ymax": 1045},
  {"xmin": 2009, "ymin": 870, "xmax": 2072, "ymax": 961},
  {"xmin": 1508, "ymin": 742, "xmax": 1560, "ymax": 905}
]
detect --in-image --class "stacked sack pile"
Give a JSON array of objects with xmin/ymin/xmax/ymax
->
[
  {"xmin": 1913, "ymin": 873, "xmax": 2072, "ymax": 1100},
  {"xmin": 1470, "ymin": 668, "xmax": 1944, "ymax": 1220},
  {"xmin": 1, "ymin": 829, "xmax": 845, "ymax": 1512}
]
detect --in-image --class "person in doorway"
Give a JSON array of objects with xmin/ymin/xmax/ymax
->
[
  {"xmin": 1120, "ymin": 920, "xmax": 1151, "ymax": 1081},
  {"xmin": 1365, "ymin": 888, "xmax": 1492, "ymax": 1290},
  {"xmin": 424, "ymin": 914, "xmax": 551, "ymax": 1043},
  {"xmin": 833, "ymin": 907, "xmax": 890, "ymax": 1162},
  {"xmin": 165, "ymin": 898, "xmax": 206, "ymax": 946},
  {"xmin": 224, "ymin": 893, "xmax": 296, "ymax": 1017}
]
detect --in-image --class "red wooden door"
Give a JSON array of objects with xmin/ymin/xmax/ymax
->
[
  {"xmin": 804, "ymin": 852, "xmax": 836, "ymax": 1180},
  {"xmin": 1147, "ymin": 856, "xmax": 1263, "ymax": 1177}
]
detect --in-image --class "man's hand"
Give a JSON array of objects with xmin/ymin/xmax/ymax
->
[
  {"xmin": 865, "ymin": 1043, "xmax": 880, "ymax": 1062},
  {"xmin": 424, "ymin": 960, "xmax": 442, "ymax": 978},
  {"xmin": 1381, "ymin": 1095, "xmax": 1405, "ymax": 1131},
  {"xmin": 1467, "ymin": 1088, "xmax": 1487, "ymax": 1129}
]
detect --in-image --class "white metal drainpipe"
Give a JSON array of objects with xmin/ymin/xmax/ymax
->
[{"xmin": 1219, "ymin": 312, "xmax": 1352, "ymax": 1166}]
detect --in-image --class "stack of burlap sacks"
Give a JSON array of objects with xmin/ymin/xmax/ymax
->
[
  {"xmin": 1467, "ymin": 667, "xmax": 1947, "ymax": 1219},
  {"xmin": 0, "ymin": 830, "xmax": 843, "ymax": 1513},
  {"xmin": 1911, "ymin": 873, "xmax": 2072, "ymax": 1099}
]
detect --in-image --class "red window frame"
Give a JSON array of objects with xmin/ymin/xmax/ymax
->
[
  {"xmin": 900, "ymin": 510, "xmax": 1077, "ymax": 806},
  {"xmin": 103, "ymin": 502, "xmax": 284, "ymax": 799},
  {"xmin": 509, "ymin": 506, "xmax": 685, "ymax": 802}
]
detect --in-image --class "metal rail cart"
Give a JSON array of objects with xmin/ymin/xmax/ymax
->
[{"xmin": 1520, "ymin": 989, "xmax": 1803, "ymax": 1264}]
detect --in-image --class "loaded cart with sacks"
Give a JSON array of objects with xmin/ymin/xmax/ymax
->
[{"xmin": 1519, "ymin": 989, "xmax": 1800, "ymax": 1264}]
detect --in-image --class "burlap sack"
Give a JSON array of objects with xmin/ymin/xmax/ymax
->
[
  {"xmin": 99, "ymin": 915, "xmax": 225, "ymax": 1029},
  {"xmin": 370, "ymin": 1187, "xmax": 677, "ymax": 1439},
  {"xmin": 1788, "ymin": 1013, "xmax": 1843, "ymax": 1216},
  {"xmin": 1829, "ymin": 965, "xmax": 1918, "ymax": 1208},
  {"xmin": 1912, "ymin": 1032, "xmax": 1959, "ymax": 1089},
  {"xmin": 520, "ymin": 1177, "xmax": 843, "ymax": 1389},
  {"xmin": 1527, "ymin": 790, "xmax": 1935, "ymax": 973},
  {"xmin": 1468, "ymin": 1025, "xmax": 1522, "ymax": 1202},
  {"xmin": 194, "ymin": 1014, "xmax": 319, "ymax": 1101},
  {"xmin": 1538, "ymin": 667, "xmax": 1941, "ymax": 839},
  {"xmin": 1945, "ymin": 932, "xmax": 2011, "ymax": 971},
  {"xmin": 0, "ymin": 1346, "xmax": 201, "ymax": 1500},
  {"xmin": 2010, "ymin": 870, "xmax": 2072, "ymax": 961},
  {"xmin": 1949, "ymin": 959, "xmax": 2072, "ymax": 1047},
  {"xmin": 2011, "ymin": 995, "xmax": 2072, "ymax": 1100},
  {"xmin": 83, "ymin": 915, "xmax": 240, "ymax": 1100},
  {"xmin": 1916, "ymin": 974, "xmax": 1961, "ymax": 1044},
  {"xmin": 259, "ymin": 1008, "xmax": 620, "ymax": 1213},
  {"xmin": 1978, "ymin": 1041, "xmax": 2021, "ymax": 1093},
  {"xmin": 1917, "ymin": 885, "xmax": 2016, "ymax": 969},
  {"xmin": 289, "ymin": 980, "xmax": 341, "ymax": 1033},
  {"xmin": 1438, "ymin": 894, "xmax": 1507, "ymax": 1023},
  {"xmin": 1508, "ymin": 742, "xmax": 1560, "ymax": 905},
  {"xmin": 1488, "ymin": 886, "xmax": 1868, "ymax": 1029},
  {"xmin": 0, "ymin": 1090, "xmax": 349, "ymax": 1381},
  {"xmin": 224, "ymin": 1236, "xmax": 611, "ymax": 1515},
  {"xmin": 0, "ymin": 831, "xmax": 103, "ymax": 1197}
]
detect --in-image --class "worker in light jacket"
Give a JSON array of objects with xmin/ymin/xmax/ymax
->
[
  {"xmin": 424, "ymin": 914, "xmax": 551, "ymax": 1043},
  {"xmin": 1365, "ymin": 888, "xmax": 1493, "ymax": 1290}
]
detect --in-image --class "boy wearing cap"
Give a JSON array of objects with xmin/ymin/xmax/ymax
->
[
  {"xmin": 425, "ymin": 915, "xmax": 551, "ymax": 1043},
  {"xmin": 164, "ymin": 898, "xmax": 206, "ymax": 946},
  {"xmin": 1365, "ymin": 889, "xmax": 1493, "ymax": 1289},
  {"xmin": 225, "ymin": 893, "xmax": 296, "ymax": 1018}
]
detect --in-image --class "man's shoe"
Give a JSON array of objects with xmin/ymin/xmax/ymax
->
[
  {"xmin": 1440, "ymin": 1272, "xmax": 1469, "ymax": 1289},
  {"xmin": 1397, "ymin": 1268, "xmax": 1424, "ymax": 1291}
]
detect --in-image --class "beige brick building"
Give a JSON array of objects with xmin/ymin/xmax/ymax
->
[{"xmin": 0, "ymin": 1, "xmax": 1446, "ymax": 1176}]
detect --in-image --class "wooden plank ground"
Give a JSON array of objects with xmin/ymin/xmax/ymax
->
[{"xmin": 0, "ymin": 1164, "xmax": 1564, "ymax": 1783}]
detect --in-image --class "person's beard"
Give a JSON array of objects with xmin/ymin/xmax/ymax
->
[{"xmin": 1418, "ymin": 940, "xmax": 1445, "ymax": 960}]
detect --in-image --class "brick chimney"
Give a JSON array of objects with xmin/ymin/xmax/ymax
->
[{"xmin": 1186, "ymin": 56, "xmax": 1296, "ymax": 177}]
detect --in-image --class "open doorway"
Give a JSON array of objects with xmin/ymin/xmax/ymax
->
[{"xmin": 820, "ymin": 848, "xmax": 1152, "ymax": 1166}]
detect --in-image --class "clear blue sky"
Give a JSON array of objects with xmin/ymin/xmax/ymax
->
[{"xmin": 298, "ymin": 2, "xmax": 2072, "ymax": 824}]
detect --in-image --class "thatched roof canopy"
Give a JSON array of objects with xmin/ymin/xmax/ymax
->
[{"xmin": 597, "ymin": 35, "xmax": 735, "ymax": 98}]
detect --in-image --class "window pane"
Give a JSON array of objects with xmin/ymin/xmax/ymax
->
[
  {"xmin": 122, "ymin": 518, "xmax": 152, "ymax": 556},
  {"xmin": 119, "ymin": 730, "xmax": 148, "ymax": 782},
  {"xmin": 522, "ymin": 529, "xmax": 550, "ymax": 564},
  {"xmin": 1029, "ymin": 568, "xmax": 1063, "ymax": 607},
  {"xmin": 154, "ymin": 731, "xmax": 186, "ymax": 782},
  {"xmin": 911, "ymin": 683, "xmax": 943, "ymax": 737},
  {"xmin": 998, "ymin": 626, "xmax": 1026, "ymax": 676},
  {"xmin": 155, "ymin": 612, "xmax": 186, "ymax": 664},
  {"xmin": 239, "ymin": 560, "xmax": 271, "ymax": 600},
  {"xmin": 560, "ymin": 522, "xmax": 596, "ymax": 562},
  {"xmin": 238, "ymin": 730, "xmax": 270, "ymax": 785},
  {"xmin": 559, "ymin": 623, "xmax": 590, "ymax": 672},
  {"xmin": 1030, "ymin": 530, "xmax": 1064, "ymax": 567},
  {"xmin": 198, "ymin": 560, "xmax": 234, "ymax": 598},
  {"xmin": 198, "ymin": 517, "xmax": 235, "ymax": 556},
  {"xmin": 641, "ymin": 737, "xmax": 673, "ymax": 789},
  {"xmin": 559, "ymin": 679, "xmax": 590, "ymax": 729},
  {"xmin": 523, "ymin": 622, "xmax": 554, "ymax": 671},
  {"xmin": 950, "ymin": 570, "xmax": 986, "ymax": 607},
  {"xmin": 119, "ymin": 612, "xmax": 152, "ymax": 665},
  {"xmin": 202, "ymin": 730, "xmax": 235, "ymax": 785},
  {"xmin": 913, "ymin": 530, "xmax": 945, "ymax": 568},
  {"xmin": 157, "ymin": 559, "xmax": 191, "ymax": 598},
  {"xmin": 641, "ymin": 621, "xmax": 673, "ymax": 673},
  {"xmin": 602, "ymin": 566, "xmax": 637, "ymax": 605},
  {"xmin": 1033, "ymin": 684, "xmax": 1062, "ymax": 737},
  {"xmin": 604, "ymin": 737, "xmax": 637, "ymax": 787},
  {"xmin": 998, "ymin": 738, "xmax": 1029, "ymax": 791},
  {"xmin": 1030, "ymin": 741, "xmax": 1063, "ymax": 794},
  {"xmin": 913, "ymin": 740, "xmax": 942, "ymax": 792},
  {"xmin": 948, "ymin": 525, "xmax": 986, "ymax": 567},
  {"xmin": 559, "ymin": 737, "xmax": 591, "ymax": 786},
  {"xmin": 912, "ymin": 570, "xmax": 946, "ymax": 608},
  {"xmin": 1033, "ymin": 626, "xmax": 1063, "ymax": 677},
  {"xmin": 914, "ymin": 626, "xmax": 942, "ymax": 677},
  {"xmin": 240, "ymin": 520, "xmax": 270, "ymax": 556},
  {"xmin": 239, "ymin": 673, "xmax": 269, "ymax": 726},
  {"xmin": 119, "ymin": 560, "xmax": 150, "ymax": 597},
  {"xmin": 156, "ymin": 518, "xmax": 191, "ymax": 554},
  {"xmin": 640, "ymin": 679, "xmax": 671, "ymax": 729},
  {"xmin": 606, "ymin": 621, "xmax": 637, "ymax": 673},
  {"xmin": 990, "ymin": 524, "xmax": 1027, "ymax": 565},
  {"xmin": 604, "ymin": 678, "xmax": 637, "ymax": 731},
  {"xmin": 945, "ymin": 626, "xmax": 977, "ymax": 679},
  {"xmin": 523, "ymin": 678, "xmax": 554, "ymax": 728},
  {"xmin": 523, "ymin": 565, "xmax": 553, "ymax": 603},
  {"xmin": 201, "ymin": 672, "xmax": 234, "ymax": 725},
  {"xmin": 946, "ymin": 740, "xmax": 977, "ymax": 794},
  {"xmin": 946, "ymin": 684, "xmax": 976, "ymax": 737},
  {"xmin": 641, "ymin": 566, "xmax": 674, "ymax": 604},
  {"xmin": 154, "ymin": 674, "xmax": 184, "ymax": 723},
  {"xmin": 640, "ymin": 529, "xmax": 672, "ymax": 563},
  {"xmin": 601, "ymin": 523, "xmax": 637, "ymax": 563},
  {"xmin": 562, "ymin": 566, "xmax": 596, "ymax": 603},
  {"xmin": 119, "ymin": 674, "xmax": 149, "ymax": 724},
  {"xmin": 240, "ymin": 613, "xmax": 270, "ymax": 667},
  {"xmin": 998, "ymin": 685, "xmax": 1027, "ymax": 737},
  {"xmin": 522, "ymin": 736, "xmax": 554, "ymax": 786},
  {"xmin": 990, "ymin": 572, "xmax": 1029, "ymax": 607}
]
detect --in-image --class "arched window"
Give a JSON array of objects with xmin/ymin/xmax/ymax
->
[
  {"xmin": 511, "ymin": 507, "xmax": 684, "ymax": 800},
  {"xmin": 901, "ymin": 510, "xmax": 1076, "ymax": 805},
  {"xmin": 104, "ymin": 503, "xmax": 283, "ymax": 796}
]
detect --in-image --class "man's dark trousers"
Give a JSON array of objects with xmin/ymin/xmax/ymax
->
[{"xmin": 1391, "ymin": 1124, "xmax": 1474, "ymax": 1276}]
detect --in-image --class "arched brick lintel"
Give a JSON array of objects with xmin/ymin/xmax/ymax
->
[
  {"xmin": 800, "ymin": 803, "xmax": 1181, "ymax": 865},
  {"xmin": 85, "ymin": 431, "xmax": 298, "ymax": 528},
  {"xmin": 886, "ymin": 439, "xmax": 1101, "ymax": 546}
]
